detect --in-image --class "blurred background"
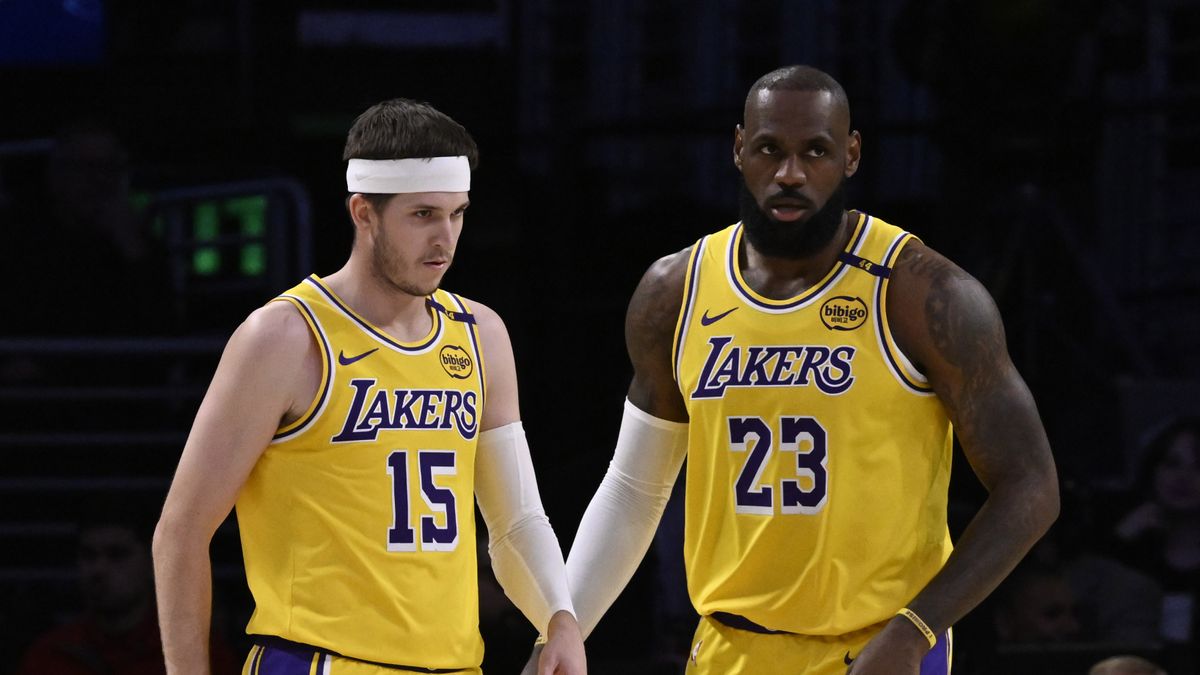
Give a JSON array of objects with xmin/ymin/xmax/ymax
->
[{"xmin": 1, "ymin": 0, "xmax": 1198, "ymax": 674}]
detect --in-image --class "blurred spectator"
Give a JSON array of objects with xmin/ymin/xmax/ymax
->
[
  {"xmin": 992, "ymin": 560, "xmax": 1082, "ymax": 644},
  {"xmin": 1089, "ymin": 654, "xmax": 1168, "ymax": 675},
  {"xmin": 3, "ymin": 120, "xmax": 173, "ymax": 338},
  {"xmin": 1112, "ymin": 416, "xmax": 1200, "ymax": 670},
  {"xmin": 1031, "ymin": 483, "xmax": 1163, "ymax": 644},
  {"xmin": 15, "ymin": 504, "xmax": 236, "ymax": 675}
]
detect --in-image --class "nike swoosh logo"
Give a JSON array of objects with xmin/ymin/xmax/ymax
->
[
  {"xmin": 699, "ymin": 307, "xmax": 738, "ymax": 326},
  {"xmin": 338, "ymin": 348, "xmax": 378, "ymax": 366},
  {"xmin": 844, "ymin": 651, "xmax": 854, "ymax": 665}
]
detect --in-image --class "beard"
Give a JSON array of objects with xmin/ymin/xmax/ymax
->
[
  {"xmin": 739, "ymin": 179, "xmax": 847, "ymax": 259},
  {"xmin": 370, "ymin": 226, "xmax": 448, "ymax": 297}
]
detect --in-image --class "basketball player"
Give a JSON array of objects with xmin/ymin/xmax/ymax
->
[
  {"xmin": 153, "ymin": 99, "xmax": 586, "ymax": 674},
  {"xmin": 534, "ymin": 66, "xmax": 1060, "ymax": 674}
]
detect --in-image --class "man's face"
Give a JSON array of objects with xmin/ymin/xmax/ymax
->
[
  {"xmin": 734, "ymin": 89, "xmax": 860, "ymax": 257},
  {"xmin": 77, "ymin": 525, "xmax": 151, "ymax": 618},
  {"xmin": 1154, "ymin": 431, "xmax": 1200, "ymax": 514},
  {"xmin": 998, "ymin": 574, "xmax": 1081, "ymax": 643},
  {"xmin": 365, "ymin": 192, "xmax": 468, "ymax": 297}
]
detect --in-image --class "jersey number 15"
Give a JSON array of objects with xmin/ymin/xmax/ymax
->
[{"xmin": 387, "ymin": 450, "xmax": 459, "ymax": 552}]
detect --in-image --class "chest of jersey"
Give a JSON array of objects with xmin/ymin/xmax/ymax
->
[
  {"xmin": 237, "ymin": 276, "xmax": 487, "ymax": 668},
  {"xmin": 671, "ymin": 215, "xmax": 954, "ymax": 635}
]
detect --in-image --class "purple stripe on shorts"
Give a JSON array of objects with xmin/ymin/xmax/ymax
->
[
  {"xmin": 919, "ymin": 629, "xmax": 952, "ymax": 675},
  {"xmin": 256, "ymin": 643, "xmax": 316, "ymax": 675}
]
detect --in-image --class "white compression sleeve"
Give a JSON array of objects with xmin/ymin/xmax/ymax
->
[
  {"xmin": 475, "ymin": 421, "xmax": 574, "ymax": 633},
  {"xmin": 566, "ymin": 399, "xmax": 689, "ymax": 638}
]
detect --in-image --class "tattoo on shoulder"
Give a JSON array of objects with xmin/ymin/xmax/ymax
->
[
  {"xmin": 898, "ymin": 246, "xmax": 1009, "ymax": 437},
  {"xmin": 626, "ymin": 249, "xmax": 690, "ymax": 361}
]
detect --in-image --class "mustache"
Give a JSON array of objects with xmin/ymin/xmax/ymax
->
[{"xmin": 764, "ymin": 187, "xmax": 814, "ymax": 209}]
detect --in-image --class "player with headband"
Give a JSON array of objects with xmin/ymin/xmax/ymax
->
[{"xmin": 154, "ymin": 98, "xmax": 586, "ymax": 675}]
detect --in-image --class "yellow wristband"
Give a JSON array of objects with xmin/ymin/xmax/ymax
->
[
  {"xmin": 534, "ymin": 633, "xmax": 548, "ymax": 646},
  {"xmin": 896, "ymin": 607, "xmax": 937, "ymax": 649}
]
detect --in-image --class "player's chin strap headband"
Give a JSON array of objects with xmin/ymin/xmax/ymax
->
[{"xmin": 345, "ymin": 156, "xmax": 470, "ymax": 194}]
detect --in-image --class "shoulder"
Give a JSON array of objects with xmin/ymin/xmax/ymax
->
[
  {"xmin": 452, "ymin": 295, "xmax": 515, "ymax": 371},
  {"xmin": 454, "ymin": 295, "xmax": 507, "ymax": 342},
  {"xmin": 215, "ymin": 301, "xmax": 318, "ymax": 380},
  {"xmin": 234, "ymin": 300, "xmax": 314, "ymax": 355},
  {"xmin": 627, "ymin": 246, "xmax": 693, "ymax": 333},
  {"xmin": 887, "ymin": 238, "xmax": 1006, "ymax": 372},
  {"xmin": 638, "ymin": 246, "xmax": 693, "ymax": 299},
  {"xmin": 889, "ymin": 239, "xmax": 996, "ymax": 324}
]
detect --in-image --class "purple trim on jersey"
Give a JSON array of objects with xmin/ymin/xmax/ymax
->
[
  {"xmin": 727, "ymin": 217, "xmax": 869, "ymax": 311},
  {"xmin": 255, "ymin": 643, "xmax": 316, "ymax": 675},
  {"xmin": 273, "ymin": 295, "xmax": 335, "ymax": 441},
  {"xmin": 304, "ymin": 275, "xmax": 442, "ymax": 353},
  {"xmin": 673, "ymin": 239, "xmax": 706, "ymax": 384},
  {"xmin": 446, "ymin": 292, "xmax": 486, "ymax": 409},
  {"xmin": 874, "ymin": 234, "xmax": 933, "ymax": 394},
  {"xmin": 919, "ymin": 630, "xmax": 952, "ymax": 675}
]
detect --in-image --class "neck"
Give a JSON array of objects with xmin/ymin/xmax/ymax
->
[
  {"xmin": 739, "ymin": 211, "xmax": 853, "ymax": 300},
  {"xmin": 324, "ymin": 259, "xmax": 434, "ymax": 342}
]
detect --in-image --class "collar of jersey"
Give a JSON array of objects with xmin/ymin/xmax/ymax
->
[
  {"xmin": 726, "ymin": 212, "xmax": 869, "ymax": 312},
  {"xmin": 304, "ymin": 275, "xmax": 444, "ymax": 353}
]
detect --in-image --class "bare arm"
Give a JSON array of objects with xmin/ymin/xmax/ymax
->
[
  {"xmin": 625, "ymin": 248, "xmax": 692, "ymax": 420},
  {"xmin": 153, "ymin": 302, "xmax": 319, "ymax": 674},
  {"xmin": 474, "ymin": 300, "xmax": 520, "ymax": 432},
  {"xmin": 853, "ymin": 241, "xmax": 1059, "ymax": 670}
]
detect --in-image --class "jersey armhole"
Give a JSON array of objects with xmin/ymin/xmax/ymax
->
[
  {"xmin": 446, "ymin": 292, "xmax": 487, "ymax": 410},
  {"xmin": 876, "ymin": 234, "xmax": 936, "ymax": 395},
  {"xmin": 271, "ymin": 295, "xmax": 334, "ymax": 441},
  {"xmin": 672, "ymin": 239, "xmax": 706, "ymax": 386}
]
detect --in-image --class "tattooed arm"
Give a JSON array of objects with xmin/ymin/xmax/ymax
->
[{"xmin": 847, "ymin": 240, "xmax": 1059, "ymax": 674}]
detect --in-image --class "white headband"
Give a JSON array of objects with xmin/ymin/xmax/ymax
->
[{"xmin": 346, "ymin": 156, "xmax": 470, "ymax": 194}]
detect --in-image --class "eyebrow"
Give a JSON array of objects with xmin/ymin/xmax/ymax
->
[
  {"xmin": 750, "ymin": 130, "xmax": 836, "ymax": 145},
  {"xmin": 410, "ymin": 200, "xmax": 471, "ymax": 211}
]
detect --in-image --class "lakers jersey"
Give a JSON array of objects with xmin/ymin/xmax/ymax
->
[
  {"xmin": 673, "ymin": 213, "xmax": 954, "ymax": 636},
  {"xmin": 236, "ymin": 275, "xmax": 487, "ymax": 669}
]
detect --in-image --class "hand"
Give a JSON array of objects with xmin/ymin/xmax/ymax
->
[
  {"xmin": 518, "ymin": 645, "xmax": 543, "ymax": 675},
  {"xmin": 536, "ymin": 610, "xmax": 586, "ymax": 675},
  {"xmin": 846, "ymin": 617, "xmax": 927, "ymax": 675}
]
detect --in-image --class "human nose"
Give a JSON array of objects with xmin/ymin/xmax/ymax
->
[
  {"xmin": 775, "ymin": 155, "xmax": 806, "ymax": 187},
  {"xmin": 431, "ymin": 215, "xmax": 457, "ymax": 246}
]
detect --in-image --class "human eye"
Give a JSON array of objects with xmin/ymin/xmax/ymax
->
[
  {"xmin": 413, "ymin": 209, "xmax": 433, "ymax": 218},
  {"xmin": 758, "ymin": 143, "xmax": 778, "ymax": 155},
  {"xmin": 807, "ymin": 145, "xmax": 828, "ymax": 158}
]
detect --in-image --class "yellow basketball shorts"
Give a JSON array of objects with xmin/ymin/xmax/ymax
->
[
  {"xmin": 242, "ymin": 639, "xmax": 482, "ymax": 675},
  {"xmin": 684, "ymin": 614, "xmax": 952, "ymax": 675}
]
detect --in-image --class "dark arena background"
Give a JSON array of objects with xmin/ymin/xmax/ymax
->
[{"xmin": 2, "ymin": 1, "xmax": 1199, "ymax": 674}]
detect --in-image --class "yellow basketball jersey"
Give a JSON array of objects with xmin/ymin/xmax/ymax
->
[
  {"xmin": 673, "ymin": 213, "xmax": 953, "ymax": 636},
  {"xmin": 236, "ymin": 275, "xmax": 486, "ymax": 669}
]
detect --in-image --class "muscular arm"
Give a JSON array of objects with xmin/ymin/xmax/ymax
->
[
  {"xmin": 153, "ymin": 303, "xmax": 319, "ymax": 674},
  {"xmin": 868, "ymin": 241, "xmax": 1059, "ymax": 657},
  {"xmin": 625, "ymin": 249, "xmax": 692, "ymax": 422}
]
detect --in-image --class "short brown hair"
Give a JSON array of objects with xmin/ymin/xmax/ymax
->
[{"xmin": 343, "ymin": 98, "xmax": 478, "ymax": 212}]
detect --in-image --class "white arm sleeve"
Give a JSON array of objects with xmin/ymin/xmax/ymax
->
[
  {"xmin": 567, "ymin": 399, "xmax": 689, "ymax": 638},
  {"xmin": 474, "ymin": 421, "xmax": 574, "ymax": 633}
]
